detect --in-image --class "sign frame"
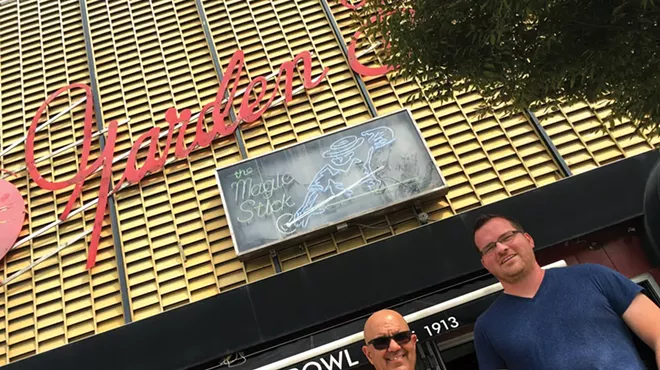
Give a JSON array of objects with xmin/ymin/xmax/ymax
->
[{"xmin": 214, "ymin": 108, "xmax": 448, "ymax": 260}]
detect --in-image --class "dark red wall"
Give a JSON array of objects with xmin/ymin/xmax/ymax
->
[{"xmin": 536, "ymin": 220, "xmax": 660, "ymax": 283}]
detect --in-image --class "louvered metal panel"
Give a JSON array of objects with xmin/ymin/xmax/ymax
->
[
  {"xmin": 0, "ymin": 0, "xmax": 657, "ymax": 366},
  {"xmin": 0, "ymin": 0, "xmax": 123, "ymax": 364}
]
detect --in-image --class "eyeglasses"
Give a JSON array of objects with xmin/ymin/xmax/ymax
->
[
  {"xmin": 367, "ymin": 330, "xmax": 413, "ymax": 350},
  {"xmin": 480, "ymin": 230, "xmax": 523, "ymax": 256}
]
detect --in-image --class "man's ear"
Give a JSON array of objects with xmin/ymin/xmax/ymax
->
[
  {"xmin": 411, "ymin": 333, "xmax": 418, "ymax": 344},
  {"xmin": 362, "ymin": 345, "xmax": 374, "ymax": 364},
  {"xmin": 524, "ymin": 232, "xmax": 535, "ymax": 248}
]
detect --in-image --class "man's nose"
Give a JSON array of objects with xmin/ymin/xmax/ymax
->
[
  {"xmin": 495, "ymin": 242, "xmax": 509, "ymax": 254},
  {"xmin": 388, "ymin": 338, "xmax": 402, "ymax": 352}
]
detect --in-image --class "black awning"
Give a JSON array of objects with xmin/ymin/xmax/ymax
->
[{"xmin": 5, "ymin": 150, "xmax": 659, "ymax": 370}]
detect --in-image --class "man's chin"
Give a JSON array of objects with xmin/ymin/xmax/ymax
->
[
  {"xmin": 386, "ymin": 364, "xmax": 412, "ymax": 370},
  {"xmin": 497, "ymin": 265, "xmax": 527, "ymax": 283}
]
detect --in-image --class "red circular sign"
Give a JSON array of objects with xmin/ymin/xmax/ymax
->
[{"xmin": 0, "ymin": 179, "xmax": 25, "ymax": 259}]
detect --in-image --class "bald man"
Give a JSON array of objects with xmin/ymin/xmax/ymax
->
[{"xmin": 362, "ymin": 309, "xmax": 418, "ymax": 370}]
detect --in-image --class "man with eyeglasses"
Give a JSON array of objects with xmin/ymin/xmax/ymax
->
[
  {"xmin": 472, "ymin": 214, "xmax": 660, "ymax": 370},
  {"xmin": 362, "ymin": 309, "xmax": 417, "ymax": 370}
]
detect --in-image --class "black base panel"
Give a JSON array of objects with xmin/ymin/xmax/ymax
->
[{"xmin": 5, "ymin": 150, "xmax": 660, "ymax": 370}]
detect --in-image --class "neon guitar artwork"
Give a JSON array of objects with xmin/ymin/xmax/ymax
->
[{"xmin": 277, "ymin": 126, "xmax": 395, "ymax": 235}]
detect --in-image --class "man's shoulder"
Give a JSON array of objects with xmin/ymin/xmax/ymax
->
[
  {"xmin": 548, "ymin": 263, "xmax": 615, "ymax": 280},
  {"xmin": 475, "ymin": 295, "xmax": 509, "ymax": 332}
]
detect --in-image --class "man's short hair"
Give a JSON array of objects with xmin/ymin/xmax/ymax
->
[{"xmin": 472, "ymin": 214, "xmax": 525, "ymax": 253}]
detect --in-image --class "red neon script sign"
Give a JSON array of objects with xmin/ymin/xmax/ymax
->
[
  {"xmin": 25, "ymin": 49, "xmax": 328, "ymax": 269},
  {"xmin": 341, "ymin": 0, "xmax": 414, "ymax": 76}
]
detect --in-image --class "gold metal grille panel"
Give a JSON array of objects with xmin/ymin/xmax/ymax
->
[
  {"xmin": 327, "ymin": 1, "xmax": 564, "ymax": 217},
  {"xmin": 533, "ymin": 101, "xmax": 658, "ymax": 175},
  {"xmin": 0, "ymin": 0, "xmax": 123, "ymax": 364},
  {"xmin": 201, "ymin": 0, "xmax": 372, "ymax": 154},
  {"xmin": 1, "ymin": 0, "xmax": 659, "ymax": 364},
  {"xmin": 86, "ymin": 0, "xmax": 247, "ymax": 321}
]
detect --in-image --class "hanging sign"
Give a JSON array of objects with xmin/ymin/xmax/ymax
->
[{"xmin": 215, "ymin": 109, "xmax": 447, "ymax": 258}]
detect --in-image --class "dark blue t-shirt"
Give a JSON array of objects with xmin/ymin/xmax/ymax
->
[{"xmin": 474, "ymin": 263, "xmax": 644, "ymax": 370}]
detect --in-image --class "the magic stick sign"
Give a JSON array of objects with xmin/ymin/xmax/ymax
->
[{"xmin": 216, "ymin": 109, "xmax": 447, "ymax": 258}]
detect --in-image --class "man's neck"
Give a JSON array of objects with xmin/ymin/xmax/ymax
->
[{"xmin": 502, "ymin": 265, "xmax": 545, "ymax": 298}]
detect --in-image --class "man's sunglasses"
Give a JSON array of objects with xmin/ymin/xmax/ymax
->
[{"xmin": 367, "ymin": 330, "xmax": 413, "ymax": 350}]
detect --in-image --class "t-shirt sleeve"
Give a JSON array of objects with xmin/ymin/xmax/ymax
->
[
  {"xmin": 588, "ymin": 263, "xmax": 643, "ymax": 316},
  {"xmin": 474, "ymin": 319, "xmax": 507, "ymax": 370}
]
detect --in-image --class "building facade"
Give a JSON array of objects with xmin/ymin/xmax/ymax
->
[{"xmin": 1, "ymin": 0, "xmax": 659, "ymax": 369}]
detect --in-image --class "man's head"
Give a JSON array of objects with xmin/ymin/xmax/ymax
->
[
  {"xmin": 362, "ymin": 309, "xmax": 417, "ymax": 370},
  {"xmin": 473, "ymin": 214, "xmax": 537, "ymax": 284}
]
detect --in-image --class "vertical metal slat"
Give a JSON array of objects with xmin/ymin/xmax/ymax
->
[{"xmin": 79, "ymin": 0, "xmax": 133, "ymax": 324}]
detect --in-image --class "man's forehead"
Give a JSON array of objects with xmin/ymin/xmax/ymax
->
[
  {"xmin": 476, "ymin": 218, "xmax": 515, "ymax": 238},
  {"xmin": 474, "ymin": 218, "xmax": 515, "ymax": 248},
  {"xmin": 374, "ymin": 321, "xmax": 404, "ymax": 334},
  {"xmin": 365, "ymin": 312, "xmax": 408, "ymax": 338},
  {"xmin": 483, "ymin": 217, "xmax": 515, "ymax": 230}
]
